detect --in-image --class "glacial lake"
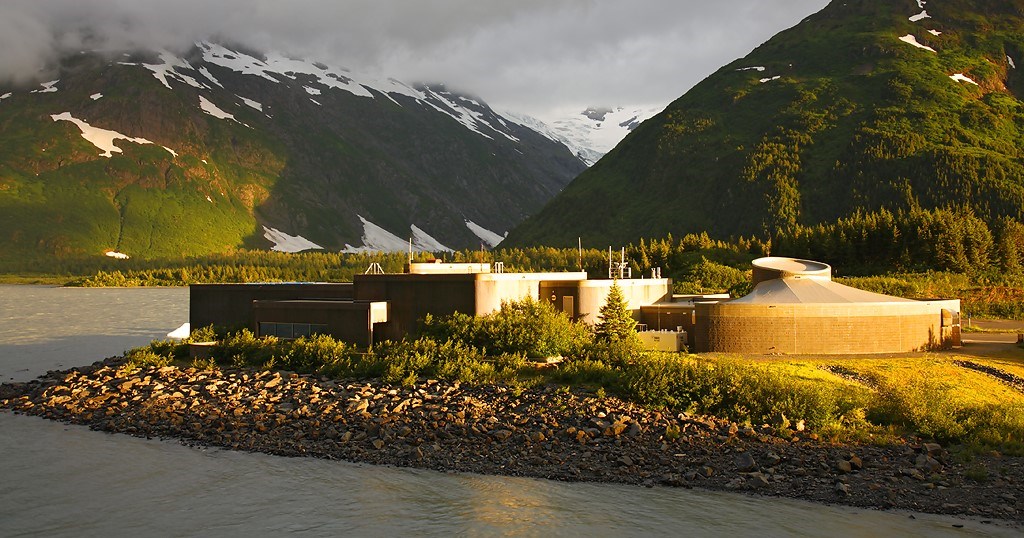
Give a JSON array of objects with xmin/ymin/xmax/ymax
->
[{"xmin": 0, "ymin": 285, "xmax": 1016, "ymax": 536}]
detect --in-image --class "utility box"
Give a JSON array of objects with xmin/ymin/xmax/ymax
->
[{"xmin": 637, "ymin": 330, "xmax": 687, "ymax": 352}]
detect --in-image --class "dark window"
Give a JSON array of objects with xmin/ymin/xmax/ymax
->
[{"xmin": 259, "ymin": 322, "xmax": 329, "ymax": 340}]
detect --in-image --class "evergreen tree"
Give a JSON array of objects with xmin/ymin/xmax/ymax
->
[{"xmin": 595, "ymin": 281, "xmax": 637, "ymax": 342}]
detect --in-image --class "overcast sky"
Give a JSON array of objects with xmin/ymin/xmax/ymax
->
[{"xmin": 0, "ymin": 0, "xmax": 830, "ymax": 119}]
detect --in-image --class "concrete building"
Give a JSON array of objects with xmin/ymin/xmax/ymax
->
[
  {"xmin": 189, "ymin": 256, "xmax": 961, "ymax": 355},
  {"xmin": 190, "ymin": 261, "xmax": 672, "ymax": 347},
  {"xmin": 692, "ymin": 257, "xmax": 961, "ymax": 354}
]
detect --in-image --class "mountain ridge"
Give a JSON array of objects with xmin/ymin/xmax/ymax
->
[
  {"xmin": 0, "ymin": 42, "xmax": 588, "ymax": 262},
  {"xmin": 503, "ymin": 0, "xmax": 1024, "ymax": 248}
]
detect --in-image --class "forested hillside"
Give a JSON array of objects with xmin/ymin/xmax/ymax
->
[{"xmin": 505, "ymin": 0, "xmax": 1024, "ymax": 251}]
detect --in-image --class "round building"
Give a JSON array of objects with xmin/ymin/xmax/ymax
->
[{"xmin": 693, "ymin": 257, "xmax": 961, "ymax": 354}]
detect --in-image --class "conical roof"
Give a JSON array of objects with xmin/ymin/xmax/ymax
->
[
  {"xmin": 734, "ymin": 257, "xmax": 915, "ymax": 305},
  {"xmin": 732, "ymin": 277, "xmax": 915, "ymax": 305}
]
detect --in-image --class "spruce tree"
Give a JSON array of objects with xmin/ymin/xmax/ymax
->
[{"xmin": 595, "ymin": 281, "xmax": 637, "ymax": 342}]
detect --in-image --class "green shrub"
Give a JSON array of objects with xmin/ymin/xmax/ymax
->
[
  {"xmin": 422, "ymin": 298, "xmax": 592, "ymax": 359},
  {"xmin": 124, "ymin": 347, "xmax": 171, "ymax": 368},
  {"xmin": 281, "ymin": 334, "xmax": 354, "ymax": 375},
  {"xmin": 185, "ymin": 324, "xmax": 219, "ymax": 343},
  {"xmin": 584, "ymin": 338, "xmax": 648, "ymax": 368},
  {"xmin": 868, "ymin": 375, "xmax": 967, "ymax": 441},
  {"xmin": 554, "ymin": 359, "xmax": 619, "ymax": 388},
  {"xmin": 216, "ymin": 329, "xmax": 281, "ymax": 369}
]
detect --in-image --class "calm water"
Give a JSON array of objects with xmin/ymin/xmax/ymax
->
[{"xmin": 0, "ymin": 285, "xmax": 1015, "ymax": 537}]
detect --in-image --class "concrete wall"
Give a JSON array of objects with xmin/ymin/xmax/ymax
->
[
  {"xmin": 694, "ymin": 300, "xmax": 960, "ymax": 354},
  {"xmin": 576, "ymin": 279, "xmax": 672, "ymax": 325},
  {"xmin": 408, "ymin": 262, "xmax": 491, "ymax": 274},
  {"xmin": 190, "ymin": 283, "xmax": 354, "ymax": 331},
  {"xmin": 354, "ymin": 274, "xmax": 478, "ymax": 341}
]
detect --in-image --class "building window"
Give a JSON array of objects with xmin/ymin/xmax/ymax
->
[{"xmin": 258, "ymin": 322, "xmax": 329, "ymax": 339}]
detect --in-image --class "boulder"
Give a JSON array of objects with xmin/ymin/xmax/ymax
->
[{"xmin": 735, "ymin": 452, "xmax": 758, "ymax": 472}]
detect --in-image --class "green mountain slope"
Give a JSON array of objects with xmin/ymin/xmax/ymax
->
[
  {"xmin": 504, "ymin": 0, "xmax": 1024, "ymax": 247},
  {"xmin": 0, "ymin": 44, "xmax": 585, "ymax": 266}
]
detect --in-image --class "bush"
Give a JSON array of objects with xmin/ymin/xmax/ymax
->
[
  {"xmin": 618, "ymin": 355, "xmax": 861, "ymax": 429},
  {"xmin": 422, "ymin": 297, "xmax": 592, "ymax": 359},
  {"xmin": 868, "ymin": 375, "xmax": 968, "ymax": 441},
  {"xmin": 281, "ymin": 334, "xmax": 356, "ymax": 376},
  {"xmin": 216, "ymin": 329, "xmax": 281, "ymax": 369},
  {"xmin": 123, "ymin": 347, "xmax": 171, "ymax": 368}
]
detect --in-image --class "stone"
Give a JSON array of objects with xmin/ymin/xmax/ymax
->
[
  {"xmin": 735, "ymin": 452, "xmax": 758, "ymax": 472},
  {"xmin": 836, "ymin": 459, "xmax": 853, "ymax": 474},
  {"xmin": 765, "ymin": 452, "xmax": 782, "ymax": 467},
  {"xmin": 347, "ymin": 399, "xmax": 369, "ymax": 414},
  {"xmin": 748, "ymin": 472, "xmax": 771, "ymax": 488},
  {"xmin": 834, "ymin": 482, "xmax": 850, "ymax": 496},
  {"xmin": 902, "ymin": 468, "xmax": 926, "ymax": 481},
  {"xmin": 372, "ymin": 439, "xmax": 384, "ymax": 450},
  {"xmin": 848, "ymin": 455, "xmax": 863, "ymax": 471},
  {"xmin": 492, "ymin": 429, "xmax": 513, "ymax": 441},
  {"xmin": 915, "ymin": 454, "xmax": 942, "ymax": 473},
  {"xmin": 619, "ymin": 455, "xmax": 634, "ymax": 467}
]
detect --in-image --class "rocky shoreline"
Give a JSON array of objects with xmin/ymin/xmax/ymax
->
[{"xmin": 2, "ymin": 358, "xmax": 1022, "ymax": 525}]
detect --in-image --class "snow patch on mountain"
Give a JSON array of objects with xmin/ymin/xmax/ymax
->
[
  {"xmin": 90, "ymin": 93, "xmax": 103, "ymax": 100},
  {"xmin": 909, "ymin": 10, "xmax": 930, "ymax": 22},
  {"xmin": 262, "ymin": 226, "xmax": 323, "ymax": 253},
  {"xmin": 198, "ymin": 67, "xmax": 223, "ymax": 88},
  {"xmin": 51, "ymin": 112, "xmax": 153, "ymax": 157},
  {"xmin": 928, "ymin": 29, "xmax": 942, "ymax": 36},
  {"xmin": 899, "ymin": 34, "xmax": 936, "ymax": 53},
  {"xmin": 411, "ymin": 225, "xmax": 453, "ymax": 252},
  {"xmin": 343, "ymin": 216, "xmax": 410, "ymax": 253},
  {"xmin": 122, "ymin": 51, "xmax": 207, "ymax": 90},
  {"xmin": 198, "ymin": 95, "xmax": 243, "ymax": 124},
  {"xmin": 760, "ymin": 76, "xmax": 782, "ymax": 83},
  {"xmin": 504, "ymin": 105, "xmax": 661, "ymax": 166},
  {"xmin": 465, "ymin": 220, "xmax": 505, "ymax": 248},
  {"xmin": 419, "ymin": 86, "xmax": 518, "ymax": 142},
  {"xmin": 1009, "ymin": 56, "xmax": 1017, "ymax": 69},
  {"xmin": 32, "ymin": 80, "xmax": 59, "ymax": 93},
  {"xmin": 196, "ymin": 42, "xmax": 520, "ymax": 143},
  {"xmin": 237, "ymin": 95, "xmax": 263, "ymax": 111},
  {"xmin": 343, "ymin": 215, "xmax": 454, "ymax": 253},
  {"xmin": 950, "ymin": 73, "xmax": 978, "ymax": 85},
  {"xmin": 163, "ymin": 146, "xmax": 178, "ymax": 157},
  {"xmin": 0, "ymin": 92, "xmax": 11, "ymax": 101}
]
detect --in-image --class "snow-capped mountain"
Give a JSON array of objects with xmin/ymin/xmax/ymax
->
[
  {"xmin": 504, "ymin": 106, "xmax": 664, "ymax": 166},
  {"xmin": 0, "ymin": 42, "xmax": 586, "ymax": 261}
]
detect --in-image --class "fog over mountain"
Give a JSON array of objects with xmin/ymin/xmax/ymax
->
[{"xmin": 1, "ymin": 0, "xmax": 828, "ymax": 119}]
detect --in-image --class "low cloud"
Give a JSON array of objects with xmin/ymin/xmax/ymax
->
[{"xmin": 0, "ymin": 0, "xmax": 829, "ymax": 117}]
